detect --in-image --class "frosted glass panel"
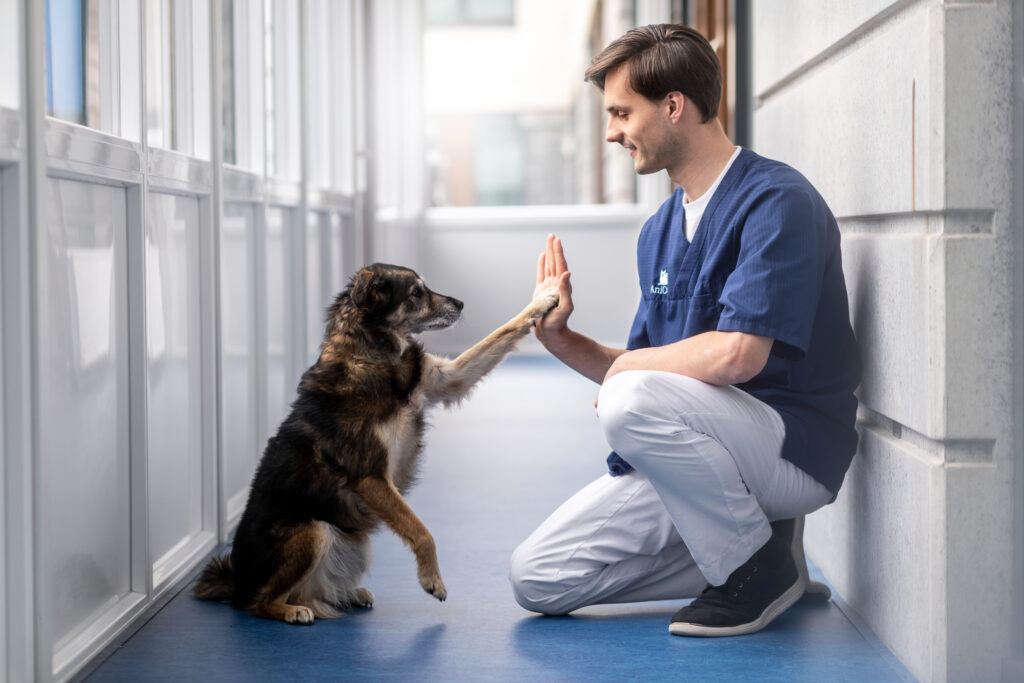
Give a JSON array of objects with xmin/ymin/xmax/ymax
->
[
  {"xmin": 265, "ymin": 206, "xmax": 291, "ymax": 435},
  {"xmin": 306, "ymin": 212, "xmax": 327, "ymax": 364},
  {"xmin": 146, "ymin": 193, "xmax": 203, "ymax": 566},
  {"xmin": 221, "ymin": 202, "xmax": 255, "ymax": 501},
  {"xmin": 38, "ymin": 178, "xmax": 130, "ymax": 648},
  {"xmin": 330, "ymin": 212, "xmax": 346, "ymax": 294}
]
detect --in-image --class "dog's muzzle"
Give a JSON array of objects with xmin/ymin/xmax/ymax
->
[{"xmin": 422, "ymin": 296, "xmax": 464, "ymax": 330}]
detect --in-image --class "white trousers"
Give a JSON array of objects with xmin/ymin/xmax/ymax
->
[{"xmin": 509, "ymin": 370, "xmax": 832, "ymax": 616}]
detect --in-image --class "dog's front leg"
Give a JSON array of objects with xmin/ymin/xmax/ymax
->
[
  {"xmin": 353, "ymin": 476, "xmax": 447, "ymax": 601},
  {"xmin": 425, "ymin": 288, "xmax": 560, "ymax": 404}
]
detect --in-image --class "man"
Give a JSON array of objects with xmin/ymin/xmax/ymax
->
[{"xmin": 508, "ymin": 24, "xmax": 861, "ymax": 637}]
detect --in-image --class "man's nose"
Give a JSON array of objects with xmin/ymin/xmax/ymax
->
[{"xmin": 605, "ymin": 118, "xmax": 621, "ymax": 143}]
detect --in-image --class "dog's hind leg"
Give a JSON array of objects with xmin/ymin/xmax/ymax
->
[
  {"xmin": 254, "ymin": 521, "xmax": 333, "ymax": 624},
  {"xmin": 354, "ymin": 476, "xmax": 447, "ymax": 601},
  {"xmin": 297, "ymin": 527, "xmax": 375, "ymax": 613}
]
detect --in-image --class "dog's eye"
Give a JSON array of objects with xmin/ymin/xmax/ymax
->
[{"xmin": 410, "ymin": 286, "xmax": 424, "ymax": 298}]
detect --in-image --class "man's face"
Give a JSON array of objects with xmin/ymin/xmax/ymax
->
[{"xmin": 602, "ymin": 64, "xmax": 673, "ymax": 175}]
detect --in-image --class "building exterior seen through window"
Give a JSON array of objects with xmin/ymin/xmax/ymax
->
[
  {"xmin": 424, "ymin": 0, "xmax": 634, "ymax": 207},
  {"xmin": 423, "ymin": 0, "xmax": 745, "ymax": 208},
  {"xmin": 426, "ymin": 0, "xmax": 515, "ymax": 27},
  {"xmin": 45, "ymin": 0, "xmax": 98, "ymax": 126}
]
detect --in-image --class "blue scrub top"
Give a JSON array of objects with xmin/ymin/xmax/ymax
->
[{"xmin": 607, "ymin": 148, "xmax": 861, "ymax": 495}]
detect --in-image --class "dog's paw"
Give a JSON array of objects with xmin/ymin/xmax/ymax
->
[
  {"xmin": 420, "ymin": 574, "xmax": 447, "ymax": 602},
  {"xmin": 527, "ymin": 287, "xmax": 560, "ymax": 321},
  {"xmin": 351, "ymin": 587, "xmax": 375, "ymax": 608},
  {"xmin": 285, "ymin": 605, "xmax": 315, "ymax": 625}
]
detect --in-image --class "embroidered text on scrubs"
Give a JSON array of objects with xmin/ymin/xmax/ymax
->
[{"xmin": 651, "ymin": 269, "xmax": 669, "ymax": 295}]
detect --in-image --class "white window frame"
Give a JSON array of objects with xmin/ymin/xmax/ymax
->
[{"xmin": 5, "ymin": 0, "xmax": 370, "ymax": 678}]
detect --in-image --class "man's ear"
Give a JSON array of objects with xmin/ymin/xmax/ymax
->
[
  {"xmin": 350, "ymin": 268, "xmax": 391, "ymax": 312},
  {"xmin": 666, "ymin": 91, "xmax": 686, "ymax": 123}
]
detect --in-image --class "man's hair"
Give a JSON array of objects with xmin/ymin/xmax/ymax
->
[{"xmin": 584, "ymin": 24, "xmax": 722, "ymax": 123}]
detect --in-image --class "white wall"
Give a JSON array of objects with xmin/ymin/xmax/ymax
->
[{"xmin": 753, "ymin": 2, "xmax": 1020, "ymax": 681}]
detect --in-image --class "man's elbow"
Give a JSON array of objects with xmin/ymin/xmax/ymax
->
[
  {"xmin": 722, "ymin": 360, "xmax": 763, "ymax": 385},
  {"xmin": 715, "ymin": 360, "xmax": 758, "ymax": 385},
  {"xmin": 717, "ymin": 334, "xmax": 772, "ymax": 385}
]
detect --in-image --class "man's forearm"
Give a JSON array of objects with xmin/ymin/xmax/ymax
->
[
  {"xmin": 606, "ymin": 331, "xmax": 773, "ymax": 386},
  {"xmin": 539, "ymin": 327, "xmax": 626, "ymax": 384}
]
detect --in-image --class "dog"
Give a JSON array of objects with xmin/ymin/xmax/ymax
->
[{"xmin": 195, "ymin": 263, "xmax": 559, "ymax": 624}]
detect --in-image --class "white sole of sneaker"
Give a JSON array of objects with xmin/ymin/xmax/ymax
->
[{"xmin": 667, "ymin": 575, "xmax": 808, "ymax": 638}]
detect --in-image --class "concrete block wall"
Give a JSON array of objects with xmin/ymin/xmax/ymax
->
[{"xmin": 752, "ymin": 2, "xmax": 1019, "ymax": 681}]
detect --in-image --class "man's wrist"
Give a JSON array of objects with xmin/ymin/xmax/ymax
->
[{"xmin": 537, "ymin": 325, "xmax": 574, "ymax": 354}]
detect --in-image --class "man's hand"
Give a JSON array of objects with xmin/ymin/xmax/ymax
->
[
  {"xmin": 530, "ymin": 234, "xmax": 629, "ymax": 385},
  {"xmin": 533, "ymin": 234, "xmax": 574, "ymax": 342}
]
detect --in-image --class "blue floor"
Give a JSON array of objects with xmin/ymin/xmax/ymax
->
[{"xmin": 78, "ymin": 357, "xmax": 916, "ymax": 682}]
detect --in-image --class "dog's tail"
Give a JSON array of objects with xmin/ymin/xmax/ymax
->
[{"xmin": 193, "ymin": 554, "xmax": 235, "ymax": 603}]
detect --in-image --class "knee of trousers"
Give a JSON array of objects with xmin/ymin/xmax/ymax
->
[
  {"xmin": 507, "ymin": 540, "xmax": 577, "ymax": 616},
  {"xmin": 597, "ymin": 371, "xmax": 692, "ymax": 459}
]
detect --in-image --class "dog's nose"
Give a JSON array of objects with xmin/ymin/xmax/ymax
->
[{"xmin": 451, "ymin": 298, "xmax": 464, "ymax": 311}]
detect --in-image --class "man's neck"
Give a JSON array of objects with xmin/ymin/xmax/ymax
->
[{"xmin": 670, "ymin": 127, "xmax": 737, "ymax": 203}]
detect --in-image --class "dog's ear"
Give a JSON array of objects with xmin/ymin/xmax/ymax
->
[{"xmin": 350, "ymin": 268, "xmax": 392, "ymax": 312}]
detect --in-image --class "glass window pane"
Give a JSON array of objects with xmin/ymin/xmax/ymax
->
[
  {"xmin": 424, "ymin": 1, "xmax": 629, "ymax": 206},
  {"xmin": 145, "ymin": 0, "xmax": 172, "ymax": 148},
  {"xmin": 0, "ymin": 0, "xmax": 19, "ymax": 109},
  {"xmin": 426, "ymin": 0, "xmax": 513, "ymax": 26},
  {"xmin": 329, "ymin": 0, "xmax": 355, "ymax": 194},
  {"xmin": 223, "ymin": 0, "xmax": 264, "ymax": 172},
  {"xmin": 473, "ymin": 114, "xmax": 524, "ymax": 205},
  {"xmin": 222, "ymin": 0, "xmax": 236, "ymax": 164},
  {"xmin": 306, "ymin": 0, "xmax": 331, "ymax": 188},
  {"xmin": 44, "ymin": 0, "xmax": 140, "ymax": 138},
  {"xmin": 268, "ymin": 0, "xmax": 300, "ymax": 180},
  {"xmin": 190, "ymin": 0, "xmax": 211, "ymax": 159},
  {"xmin": 46, "ymin": 0, "xmax": 87, "ymax": 124},
  {"xmin": 265, "ymin": 206, "xmax": 292, "ymax": 433},
  {"xmin": 306, "ymin": 212, "xmax": 327, "ymax": 365},
  {"xmin": 118, "ymin": 1, "xmax": 142, "ymax": 141},
  {"xmin": 143, "ymin": 0, "xmax": 207, "ymax": 154},
  {"xmin": 425, "ymin": 0, "xmax": 459, "ymax": 26},
  {"xmin": 465, "ymin": 0, "xmax": 514, "ymax": 24}
]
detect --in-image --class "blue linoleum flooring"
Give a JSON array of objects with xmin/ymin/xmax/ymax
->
[{"xmin": 77, "ymin": 357, "xmax": 915, "ymax": 682}]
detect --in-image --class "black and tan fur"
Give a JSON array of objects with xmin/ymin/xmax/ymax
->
[{"xmin": 195, "ymin": 263, "xmax": 559, "ymax": 624}]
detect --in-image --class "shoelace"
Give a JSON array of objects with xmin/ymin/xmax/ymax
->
[
  {"xmin": 697, "ymin": 561, "xmax": 761, "ymax": 605},
  {"xmin": 728, "ymin": 564, "xmax": 759, "ymax": 599}
]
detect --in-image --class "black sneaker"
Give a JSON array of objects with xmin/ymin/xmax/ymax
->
[{"xmin": 669, "ymin": 528, "xmax": 806, "ymax": 637}]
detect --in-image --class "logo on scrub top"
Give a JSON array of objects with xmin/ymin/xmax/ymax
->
[{"xmin": 650, "ymin": 269, "xmax": 669, "ymax": 295}]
